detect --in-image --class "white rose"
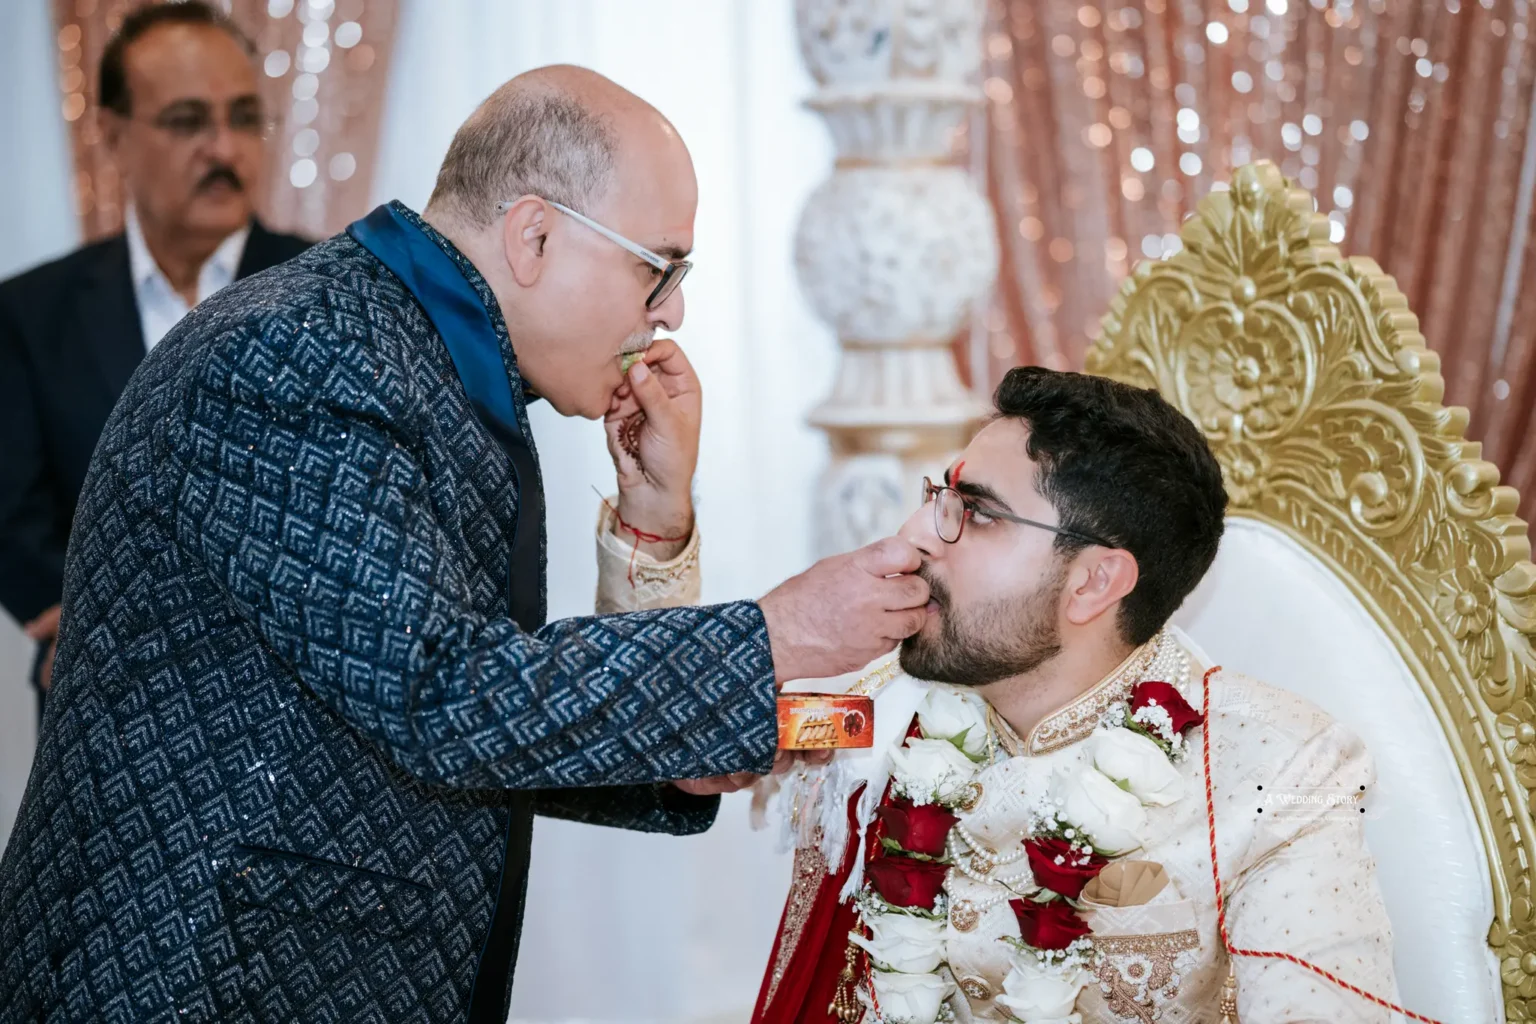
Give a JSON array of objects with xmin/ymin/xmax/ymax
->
[
  {"xmin": 850, "ymin": 913, "xmax": 947, "ymax": 973},
  {"xmin": 1057, "ymin": 766, "xmax": 1147, "ymax": 855},
  {"xmin": 917, "ymin": 686, "xmax": 990, "ymax": 758},
  {"xmin": 1092, "ymin": 727, "xmax": 1185, "ymax": 806},
  {"xmin": 995, "ymin": 956, "xmax": 1090, "ymax": 1022},
  {"xmin": 869, "ymin": 968, "xmax": 953, "ymax": 1024},
  {"xmin": 889, "ymin": 738, "xmax": 979, "ymax": 805}
]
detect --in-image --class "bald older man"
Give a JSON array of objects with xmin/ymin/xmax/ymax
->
[{"xmin": 0, "ymin": 67, "xmax": 930, "ymax": 1024}]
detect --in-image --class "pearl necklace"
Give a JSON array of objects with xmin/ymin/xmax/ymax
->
[
  {"xmin": 943, "ymin": 832, "xmax": 1033, "ymax": 918},
  {"xmin": 947, "ymin": 829, "xmax": 1031, "ymax": 880},
  {"xmin": 1145, "ymin": 630, "xmax": 1192, "ymax": 694},
  {"xmin": 950, "ymin": 822, "xmax": 1025, "ymax": 874},
  {"xmin": 941, "ymin": 630, "xmax": 1191, "ymax": 916},
  {"xmin": 1114, "ymin": 629, "xmax": 1190, "ymax": 701}
]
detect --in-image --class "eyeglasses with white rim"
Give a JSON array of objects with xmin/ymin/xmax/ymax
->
[{"xmin": 494, "ymin": 197, "xmax": 692, "ymax": 310}]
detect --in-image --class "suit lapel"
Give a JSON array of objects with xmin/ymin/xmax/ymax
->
[
  {"xmin": 85, "ymin": 221, "xmax": 295, "ymax": 401},
  {"xmin": 76, "ymin": 235, "xmax": 148, "ymax": 401}
]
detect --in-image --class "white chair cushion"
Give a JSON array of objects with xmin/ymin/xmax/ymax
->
[{"xmin": 1175, "ymin": 518, "xmax": 1503, "ymax": 1024}]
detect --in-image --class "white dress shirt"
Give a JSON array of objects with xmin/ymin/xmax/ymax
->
[{"xmin": 124, "ymin": 205, "xmax": 249, "ymax": 353}]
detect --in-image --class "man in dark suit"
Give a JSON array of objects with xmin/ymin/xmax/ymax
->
[
  {"xmin": 0, "ymin": 62, "xmax": 930, "ymax": 1024},
  {"xmin": 0, "ymin": 1, "xmax": 308, "ymax": 700}
]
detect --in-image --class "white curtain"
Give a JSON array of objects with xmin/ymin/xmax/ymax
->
[
  {"xmin": 0, "ymin": 0, "xmax": 78, "ymax": 855},
  {"xmin": 373, "ymin": 2, "xmax": 834, "ymax": 1021}
]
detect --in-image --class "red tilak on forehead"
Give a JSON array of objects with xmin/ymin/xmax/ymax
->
[{"xmin": 952, "ymin": 460, "xmax": 966, "ymax": 484}]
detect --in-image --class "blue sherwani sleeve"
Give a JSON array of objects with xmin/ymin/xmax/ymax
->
[{"xmin": 165, "ymin": 336, "xmax": 778, "ymax": 795}]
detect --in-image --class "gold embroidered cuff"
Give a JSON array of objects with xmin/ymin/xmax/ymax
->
[{"xmin": 594, "ymin": 495, "xmax": 702, "ymax": 613}]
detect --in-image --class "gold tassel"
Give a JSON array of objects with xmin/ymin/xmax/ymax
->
[
  {"xmin": 1218, "ymin": 963, "xmax": 1239, "ymax": 1023},
  {"xmin": 829, "ymin": 940, "xmax": 863, "ymax": 1023}
]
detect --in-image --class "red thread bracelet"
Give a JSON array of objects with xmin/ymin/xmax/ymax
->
[{"xmin": 598, "ymin": 494, "xmax": 690, "ymax": 588}]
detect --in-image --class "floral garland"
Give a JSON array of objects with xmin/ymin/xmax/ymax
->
[{"xmin": 846, "ymin": 678, "xmax": 1205, "ymax": 1024}]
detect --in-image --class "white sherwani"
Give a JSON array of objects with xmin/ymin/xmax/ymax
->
[{"xmin": 778, "ymin": 631, "xmax": 1400, "ymax": 1023}]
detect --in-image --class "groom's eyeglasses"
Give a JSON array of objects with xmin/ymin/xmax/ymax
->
[
  {"xmin": 920, "ymin": 477, "xmax": 1110, "ymax": 547},
  {"xmin": 494, "ymin": 197, "xmax": 692, "ymax": 310}
]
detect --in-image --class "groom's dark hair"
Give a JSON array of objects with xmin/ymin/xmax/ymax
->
[{"xmin": 993, "ymin": 366, "xmax": 1227, "ymax": 646}]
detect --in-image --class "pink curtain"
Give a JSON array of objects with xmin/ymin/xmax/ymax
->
[
  {"xmin": 51, "ymin": 0, "xmax": 398, "ymax": 242},
  {"xmin": 982, "ymin": 0, "xmax": 1536, "ymax": 521}
]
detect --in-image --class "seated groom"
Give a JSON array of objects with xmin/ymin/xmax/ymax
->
[
  {"xmin": 755, "ymin": 367, "xmax": 1400, "ymax": 1023},
  {"xmin": 0, "ymin": 66, "xmax": 931, "ymax": 1024}
]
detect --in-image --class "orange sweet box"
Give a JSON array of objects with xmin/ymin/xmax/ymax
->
[{"xmin": 775, "ymin": 694, "xmax": 875, "ymax": 750}]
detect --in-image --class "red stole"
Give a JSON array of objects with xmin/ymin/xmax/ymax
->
[
  {"xmin": 751, "ymin": 788, "xmax": 868, "ymax": 1024},
  {"xmin": 754, "ymin": 714, "xmax": 928, "ymax": 1022}
]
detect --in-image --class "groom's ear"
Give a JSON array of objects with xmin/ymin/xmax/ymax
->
[
  {"xmin": 1063, "ymin": 547, "xmax": 1139, "ymax": 628},
  {"xmin": 500, "ymin": 194, "xmax": 549, "ymax": 288}
]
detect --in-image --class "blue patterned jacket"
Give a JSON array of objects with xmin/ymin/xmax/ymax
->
[{"xmin": 0, "ymin": 205, "xmax": 778, "ymax": 1023}]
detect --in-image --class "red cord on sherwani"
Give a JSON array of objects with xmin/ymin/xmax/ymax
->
[
  {"xmin": 752, "ymin": 788, "xmax": 867, "ymax": 1024},
  {"xmin": 1198, "ymin": 665, "xmax": 1443, "ymax": 1024}
]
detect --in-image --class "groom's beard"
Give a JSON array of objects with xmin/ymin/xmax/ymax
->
[{"xmin": 899, "ymin": 562, "xmax": 1066, "ymax": 687}]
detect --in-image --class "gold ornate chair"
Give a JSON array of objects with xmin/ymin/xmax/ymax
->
[{"xmin": 1086, "ymin": 161, "xmax": 1536, "ymax": 1024}]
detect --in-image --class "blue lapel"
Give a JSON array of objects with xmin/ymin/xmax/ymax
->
[{"xmin": 347, "ymin": 203, "xmax": 546, "ymax": 633}]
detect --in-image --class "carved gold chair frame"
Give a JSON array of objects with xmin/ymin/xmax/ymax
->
[{"xmin": 1085, "ymin": 161, "xmax": 1536, "ymax": 1020}]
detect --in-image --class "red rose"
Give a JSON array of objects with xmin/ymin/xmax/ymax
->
[
  {"xmin": 1024, "ymin": 837, "xmax": 1108, "ymax": 900},
  {"xmin": 867, "ymin": 855, "xmax": 948, "ymax": 910},
  {"xmin": 1009, "ymin": 897, "xmax": 1091, "ymax": 951},
  {"xmin": 877, "ymin": 798, "xmax": 959, "ymax": 858},
  {"xmin": 1130, "ymin": 681, "xmax": 1203, "ymax": 735}
]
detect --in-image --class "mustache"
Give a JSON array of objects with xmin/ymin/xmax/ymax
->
[
  {"xmin": 619, "ymin": 329, "xmax": 655, "ymax": 356},
  {"xmin": 196, "ymin": 165, "xmax": 244, "ymax": 193},
  {"xmin": 916, "ymin": 563, "xmax": 949, "ymax": 608}
]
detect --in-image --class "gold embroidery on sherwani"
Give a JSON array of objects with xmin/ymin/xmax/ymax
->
[
  {"xmin": 950, "ymin": 899, "xmax": 980, "ymax": 932},
  {"xmin": 1027, "ymin": 676, "xmax": 1137, "ymax": 754},
  {"xmin": 1025, "ymin": 635, "xmax": 1162, "ymax": 755},
  {"xmin": 957, "ymin": 974, "xmax": 992, "ymax": 1000},
  {"xmin": 594, "ymin": 496, "xmax": 702, "ymax": 613},
  {"xmin": 1218, "ymin": 964, "xmax": 1240, "ymax": 1023},
  {"xmin": 1092, "ymin": 929, "xmax": 1201, "ymax": 1022},
  {"xmin": 764, "ymin": 843, "xmax": 828, "ymax": 1007},
  {"xmin": 629, "ymin": 542, "xmax": 699, "ymax": 586}
]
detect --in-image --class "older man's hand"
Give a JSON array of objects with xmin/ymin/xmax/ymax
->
[
  {"xmin": 759, "ymin": 536, "xmax": 930, "ymax": 686},
  {"xmin": 669, "ymin": 751, "xmax": 834, "ymax": 798},
  {"xmin": 772, "ymin": 749, "xmax": 835, "ymax": 772},
  {"xmin": 24, "ymin": 604, "xmax": 61, "ymax": 692},
  {"xmin": 673, "ymin": 772, "xmax": 758, "ymax": 797},
  {"xmin": 604, "ymin": 338, "xmax": 700, "ymax": 560}
]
